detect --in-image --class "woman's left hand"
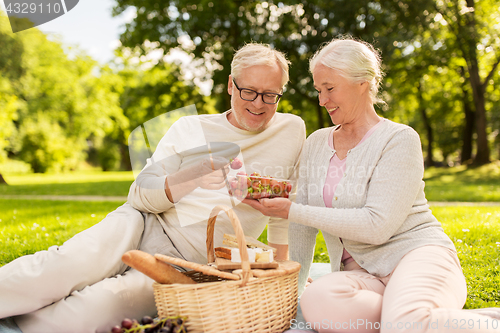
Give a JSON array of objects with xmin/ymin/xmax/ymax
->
[{"xmin": 242, "ymin": 197, "xmax": 292, "ymax": 219}]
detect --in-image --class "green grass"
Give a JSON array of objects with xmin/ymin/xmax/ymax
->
[
  {"xmin": 432, "ymin": 206, "xmax": 500, "ymax": 309},
  {"xmin": 0, "ymin": 171, "xmax": 134, "ymax": 196},
  {"xmin": 0, "ymin": 199, "xmax": 124, "ymax": 266},
  {"xmin": 423, "ymin": 162, "xmax": 500, "ymax": 202}
]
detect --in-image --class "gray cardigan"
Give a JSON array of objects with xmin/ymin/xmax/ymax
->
[{"xmin": 288, "ymin": 119, "xmax": 455, "ymax": 295}]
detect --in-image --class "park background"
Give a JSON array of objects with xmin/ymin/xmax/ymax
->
[{"xmin": 0, "ymin": 0, "xmax": 499, "ymax": 310}]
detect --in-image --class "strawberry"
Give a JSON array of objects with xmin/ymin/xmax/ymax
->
[
  {"xmin": 229, "ymin": 157, "xmax": 243, "ymax": 169},
  {"xmin": 234, "ymin": 189, "xmax": 243, "ymax": 199},
  {"xmin": 285, "ymin": 182, "xmax": 292, "ymax": 193},
  {"xmin": 249, "ymin": 172, "xmax": 261, "ymax": 181},
  {"xmin": 251, "ymin": 191, "xmax": 262, "ymax": 199},
  {"xmin": 260, "ymin": 189, "xmax": 271, "ymax": 198},
  {"xmin": 260, "ymin": 177, "xmax": 271, "ymax": 186},
  {"xmin": 251, "ymin": 182, "xmax": 261, "ymax": 193},
  {"xmin": 270, "ymin": 179, "xmax": 284, "ymax": 195}
]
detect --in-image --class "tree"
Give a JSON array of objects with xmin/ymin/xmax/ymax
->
[
  {"xmin": 0, "ymin": 14, "xmax": 24, "ymax": 183},
  {"xmin": 434, "ymin": 0, "xmax": 500, "ymax": 165},
  {"xmin": 0, "ymin": 13, "xmax": 131, "ymax": 173},
  {"xmin": 109, "ymin": 0, "xmax": 499, "ymax": 165},
  {"xmin": 113, "ymin": 0, "xmax": 441, "ymax": 133},
  {"xmin": 92, "ymin": 51, "xmax": 216, "ymax": 171}
]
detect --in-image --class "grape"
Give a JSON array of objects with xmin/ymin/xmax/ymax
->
[
  {"xmin": 121, "ymin": 318, "xmax": 134, "ymax": 329},
  {"xmin": 163, "ymin": 319, "xmax": 173, "ymax": 330},
  {"xmin": 141, "ymin": 316, "xmax": 154, "ymax": 325},
  {"xmin": 111, "ymin": 326, "xmax": 123, "ymax": 333},
  {"xmin": 110, "ymin": 315, "xmax": 187, "ymax": 333}
]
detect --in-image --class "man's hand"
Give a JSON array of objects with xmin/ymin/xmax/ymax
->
[
  {"xmin": 195, "ymin": 156, "xmax": 230, "ymax": 190},
  {"xmin": 242, "ymin": 197, "xmax": 292, "ymax": 219},
  {"xmin": 165, "ymin": 156, "xmax": 229, "ymax": 202}
]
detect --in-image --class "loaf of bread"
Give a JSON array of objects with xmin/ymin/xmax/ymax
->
[{"xmin": 121, "ymin": 250, "xmax": 196, "ymax": 285}]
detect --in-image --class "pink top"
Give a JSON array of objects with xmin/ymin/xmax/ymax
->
[{"xmin": 323, "ymin": 119, "xmax": 385, "ymax": 265}]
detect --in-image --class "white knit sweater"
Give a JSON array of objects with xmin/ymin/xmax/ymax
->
[
  {"xmin": 128, "ymin": 111, "xmax": 306, "ymax": 264},
  {"xmin": 288, "ymin": 119, "xmax": 455, "ymax": 295}
]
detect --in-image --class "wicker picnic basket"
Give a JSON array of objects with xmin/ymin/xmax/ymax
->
[{"xmin": 153, "ymin": 205, "xmax": 301, "ymax": 333}]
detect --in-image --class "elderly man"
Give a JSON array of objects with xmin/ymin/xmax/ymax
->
[{"xmin": 0, "ymin": 43, "xmax": 306, "ymax": 332}]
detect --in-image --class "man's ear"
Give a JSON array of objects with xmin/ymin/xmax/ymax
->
[{"xmin": 227, "ymin": 75, "xmax": 233, "ymax": 96}]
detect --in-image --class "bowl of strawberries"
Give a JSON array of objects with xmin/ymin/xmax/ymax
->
[{"xmin": 227, "ymin": 171, "xmax": 293, "ymax": 200}]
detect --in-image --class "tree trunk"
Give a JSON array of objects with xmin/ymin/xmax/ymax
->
[
  {"xmin": 459, "ymin": 67, "xmax": 475, "ymax": 164},
  {"xmin": 417, "ymin": 82, "xmax": 435, "ymax": 167},
  {"xmin": 0, "ymin": 173, "xmax": 7, "ymax": 185},
  {"xmin": 463, "ymin": 0, "xmax": 490, "ymax": 165},
  {"xmin": 120, "ymin": 141, "xmax": 132, "ymax": 171},
  {"xmin": 468, "ymin": 61, "xmax": 490, "ymax": 165},
  {"xmin": 460, "ymin": 100, "xmax": 475, "ymax": 164}
]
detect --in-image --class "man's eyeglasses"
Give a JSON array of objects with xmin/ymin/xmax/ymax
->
[{"xmin": 232, "ymin": 79, "xmax": 282, "ymax": 105}]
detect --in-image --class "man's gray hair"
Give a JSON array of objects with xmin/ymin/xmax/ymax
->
[{"xmin": 231, "ymin": 43, "xmax": 291, "ymax": 89}]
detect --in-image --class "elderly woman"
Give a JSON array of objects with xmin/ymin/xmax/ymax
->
[{"xmin": 245, "ymin": 37, "xmax": 500, "ymax": 333}]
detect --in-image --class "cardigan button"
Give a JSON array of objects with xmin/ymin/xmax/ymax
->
[{"xmin": 334, "ymin": 197, "xmax": 338, "ymax": 200}]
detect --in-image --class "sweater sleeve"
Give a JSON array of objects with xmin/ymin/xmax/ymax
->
[
  {"xmin": 288, "ymin": 128, "xmax": 424, "ymax": 245},
  {"xmin": 288, "ymin": 138, "xmax": 319, "ymax": 295},
  {"xmin": 127, "ymin": 123, "xmax": 185, "ymax": 214}
]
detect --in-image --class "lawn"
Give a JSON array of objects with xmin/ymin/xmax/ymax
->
[
  {"xmin": 423, "ymin": 162, "xmax": 500, "ymax": 202},
  {"xmin": 0, "ymin": 164, "xmax": 499, "ymax": 309},
  {"xmin": 0, "ymin": 171, "xmax": 134, "ymax": 197}
]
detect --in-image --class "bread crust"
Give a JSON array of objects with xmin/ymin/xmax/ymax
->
[
  {"xmin": 122, "ymin": 250, "xmax": 196, "ymax": 285},
  {"xmin": 215, "ymin": 247, "xmax": 232, "ymax": 260}
]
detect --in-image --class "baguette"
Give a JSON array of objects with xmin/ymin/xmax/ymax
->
[{"xmin": 121, "ymin": 250, "xmax": 196, "ymax": 285}]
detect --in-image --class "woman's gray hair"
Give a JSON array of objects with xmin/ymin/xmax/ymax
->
[
  {"xmin": 310, "ymin": 36, "xmax": 385, "ymax": 104},
  {"xmin": 231, "ymin": 43, "xmax": 290, "ymax": 89}
]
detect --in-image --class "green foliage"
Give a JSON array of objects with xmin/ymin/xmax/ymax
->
[
  {"xmin": 113, "ymin": 0, "xmax": 500, "ymax": 164},
  {"xmin": 2, "ymin": 0, "xmax": 500, "ymax": 173},
  {"xmin": 0, "ymin": 13, "xmax": 127, "ymax": 173},
  {"xmin": 0, "ymin": 12, "xmax": 215, "ymax": 174},
  {"xmin": 113, "ymin": 0, "xmax": 439, "ymax": 132}
]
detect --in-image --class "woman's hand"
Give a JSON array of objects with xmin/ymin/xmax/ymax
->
[{"xmin": 242, "ymin": 197, "xmax": 292, "ymax": 219}]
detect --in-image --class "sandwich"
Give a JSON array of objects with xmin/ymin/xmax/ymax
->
[
  {"xmin": 214, "ymin": 234, "xmax": 276, "ymax": 263},
  {"xmin": 222, "ymin": 234, "xmax": 276, "ymax": 252}
]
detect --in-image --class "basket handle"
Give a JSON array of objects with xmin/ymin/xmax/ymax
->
[{"xmin": 206, "ymin": 205, "xmax": 252, "ymax": 286}]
